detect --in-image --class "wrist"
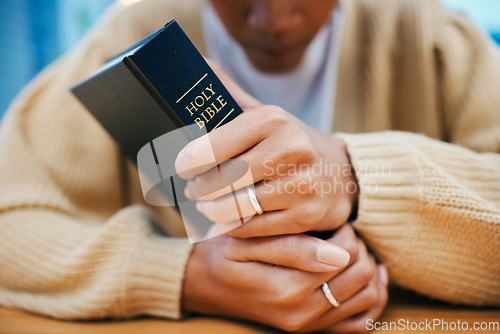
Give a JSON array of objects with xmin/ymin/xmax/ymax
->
[
  {"xmin": 181, "ymin": 243, "xmax": 225, "ymax": 316},
  {"xmin": 181, "ymin": 244, "xmax": 203, "ymax": 314},
  {"xmin": 332, "ymin": 136, "xmax": 359, "ymax": 221},
  {"xmin": 343, "ymin": 140, "xmax": 359, "ymax": 221}
]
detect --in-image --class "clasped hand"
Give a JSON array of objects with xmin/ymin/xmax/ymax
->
[
  {"xmin": 183, "ymin": 225, "xmax": 388, "ymax": 333},
  {"xmin": 178, "ymin": 61, "xmax": 387, "ymax": 333},
  {"xmin": 176, "ymin": 63, "xmax": 357, "ymax": 237}
]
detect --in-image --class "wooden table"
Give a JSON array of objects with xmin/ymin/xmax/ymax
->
[{"xmin": 1, "ymin": 289, "xmax": 498, "ymax": 333}]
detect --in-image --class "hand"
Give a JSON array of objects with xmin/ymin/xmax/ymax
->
[
  {"xmin": 175, "ymin": 60, "xmax": 359, "ymax": 238},
  {"xmin": 182, "ymin": 224, "xmax": 388, "ymax": 333}
]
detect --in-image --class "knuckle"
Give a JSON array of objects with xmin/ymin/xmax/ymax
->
[
  {"xmin": 276, "ymin": 289, "xmax": 298, "ymax": 306},
  {"xmin": 267, "ymin": 106, "xmax": 289, "ymax": 125},
  {"xmin": 293, "ymin": 138, "xmax": 316, "ymax": 164},
  {"xmin": 276, "ymin": 313, "xmax": 307, "ymax": 332},
  {"xmin": 339, "ymin": 223, "xmax": 356, "ymax": 241},
  {"xmin": 273, "ymin": 286, "xmax": 302, "ymax": 307},
  {"xmin": 343, "ymin": 236, "xmax": 359, "ymax": 263},
  {"xmin": 356, "ymin": 239, "xmax": 369, "ymax": 261},
  {"xmin": 260, "ymin": 106, "xmax": 289, "ymax": 132},
  {"xmin": 208, "ymin": 201, "xmax": 232, "ymax": 223},
  {"xmin": 186, "ymin": 142, "xmax": 202, "ymax": 168},
  {"xmin": 190, "ymin": 175, "xmax": 205, "ymax": 197},
  {"xmin": 297, "ymin": 205, "xmax": 324, "ymax": 226},
  {"xmin": 359, "ymin": 262, "xmax": 376, "ymax": 286},
  {"xmin": 365, "ymin": 286, "xmax": 380, "ymax": 308},
  {"xmin": 223, "ymin": 237, "xmax": 240, "ymax": 256},
  {"xmin": 354, "ymin": 321, "xmax": 371, "ymax": 334},
  {"xmin": 295, "ymin": 209, "xmax": 315, "ymax": 227},
  {"xmin": 278, "ymin": 135, "xmax": 315, "ymax": 165}
]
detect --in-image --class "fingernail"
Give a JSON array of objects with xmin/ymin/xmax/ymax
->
[
  {"xmin": 196, "ymin": 201, "xmax": 204, "ymax": 213},
  {"xmin": 175, "ymin": 147, "xmax": 190, "ymax": 175},
  {"xmin": 196, "ymin": 201, "xmax": 210, "ymax": 215},
  {"xmin": 184, "ymin": 181, "xmax": 194, "ymax": 199},
  {"xmin": 316, "ymin": 242, "xmax": 350, "ymax": 268},
  {"xmin": 379, "ymin": 265, "xmax": 389, "ymax": 286}
]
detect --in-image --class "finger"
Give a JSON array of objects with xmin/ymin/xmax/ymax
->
[
  {"xmin": 226, "ymin": 234, "xmax": 350, "ymax": 272},
  {"xmin": 183, "ymin": 128, "xmax": 313, "ymax": 201},
  {"xmin": 175, "ymin": 105, "xmax": 283, "ymax": 179},
  {"xmin": 205, "ymin": 58, "xmax": 261, "ymax": 110},
  {"xmin": 318, "ymin": 242, "xmax": 375, "ymax": 308},
  {"xmin": 326, "ymin": 224, "xmax": 360, "ymax": 266},
  {"xmin": 184, "ymin": 154, "xmax": 265, "ymax": 201},
  {"xmin": 323, "ymin": 264, "xmax": 389, "ymax": 333},
  {"xmin": 184, "ymin": 147, "xmax": 273, "ymax": 201},
  {"xmin": 223, "ymin": 210, "xmax": 306, "ymax": 238},
  {"xmin": 303, "ymin": 258, "xmax": 381, "ymax": 333},
  {"xmin": 293, "ymin": 240, "xmax": 376, "ymax": 332},
  {"xmin": 195, "ymin": 181, "xmax": 289, "ymax": 224},
  {"xmin": 184, "ymin": 158, "xmax": 255, "ymax": 201},
  {"xmin": 221, "ymin": 200, "xmax": 358, "ymax": 239},
  {"xmin": 224, "ymin": 198, "xmax": 342, "ymax": 238}
]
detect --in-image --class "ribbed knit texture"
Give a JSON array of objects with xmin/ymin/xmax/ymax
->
[
  {"xmin": 338, "ymin": 132, "xmax": 500, "ymax": 305},
  {"xmin": 333, "ymin": 0, "xmax": 500, "ymax": 306},
  {"xmin": 0, "ymin": 208, "xmax": 191, "ymax": 319},
  {"xmin": 0, "ymin": 0, "xmax": 499, "ymax": 321},
  {"xmin": 0, "ymin": 0, "xmax": 202, "ymax": 320}
]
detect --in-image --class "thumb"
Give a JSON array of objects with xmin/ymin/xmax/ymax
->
[{"xmin": 228, "ymin": 234, "xmax": 350, "ymax": 273}]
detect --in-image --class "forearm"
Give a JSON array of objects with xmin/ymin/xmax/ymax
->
[
  {"xmin": 0, "ymin": 207, "xmax": 192, "ymax": 320},
  {"xmin": 339, "ymin": 131, "xmax": 500, "ymax": 306}
]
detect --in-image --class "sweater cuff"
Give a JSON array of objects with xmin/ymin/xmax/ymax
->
[
  {"xmin": 124, "ymin": 228, "xmax": 193, "ymax": 319},
  {"xmin": 336, "ymin": 132, "xmax": 422, "ymax": 268}
]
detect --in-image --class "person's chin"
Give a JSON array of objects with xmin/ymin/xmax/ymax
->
[{"xmin": 246, "ymin": 46, "xmax": 305, "ymax": 73}]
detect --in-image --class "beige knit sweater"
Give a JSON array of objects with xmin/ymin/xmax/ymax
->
[{"xmin": 0, "ymin": 0, "xmax": 499, "ymax": 320}]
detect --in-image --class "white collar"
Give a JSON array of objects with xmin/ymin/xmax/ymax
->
[{"xmin": 202, "ymin": 2, "xmax": 344, "ymax": 132}]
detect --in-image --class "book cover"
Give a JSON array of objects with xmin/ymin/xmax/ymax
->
[
  {"xmin": 71, "ymin": 19, "xmax": 243, "ymax": 163},
  {"xmin": 71, "ymin": 20, "xmax": 248, "ymax": 242}
]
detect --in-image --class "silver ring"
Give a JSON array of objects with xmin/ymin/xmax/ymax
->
[
  {"xmin": 322, "ymin": 283, "xmax": 340, "ymax": 308},
  {"xmin": 247, "ymin": 187, "xmax": 264, "ymax": 215}
]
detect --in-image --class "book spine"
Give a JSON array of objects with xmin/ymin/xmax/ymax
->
[{"xmin": 131, "ymin": 20, "xmax": 243, "ymax": 135}]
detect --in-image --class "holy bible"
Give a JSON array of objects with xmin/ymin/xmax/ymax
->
[
  {"xmin": 71, "ymin": 20, "xmax": 246, "ymax": 242},
  {"xmin": 71, "ymin": 19, "xmax": 243, "ymax": 162}
]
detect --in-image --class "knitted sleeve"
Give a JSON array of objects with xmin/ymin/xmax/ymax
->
[
  {"xmin": 339, "ymin": 132, "xmax": 500, "ymax": 306},
  {"xmin": 0, "ymin": 0, "xmax": 194, "ymax": 320},
  {"xmin": 0, "ymin": 208, "xmax": 192, "ymax": 319},
  {"xmin": 337, "ymin": 1, "xmax": 500, "ymax": 306}
]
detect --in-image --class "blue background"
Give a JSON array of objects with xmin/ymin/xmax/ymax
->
[{"xmin": 0, "ymin": 0, "xmax": 499, "ymax": 120}]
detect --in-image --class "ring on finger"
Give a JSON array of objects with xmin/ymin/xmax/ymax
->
[
  {"xmin": 247, "ymin": 187, "xmax": 264, "ymax": 215},
  {"xmin": 322, "ymin": 282, "xmax": 341, "ymax": 308}
]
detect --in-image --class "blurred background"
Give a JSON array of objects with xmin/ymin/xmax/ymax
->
[{"xmin": 0, "ymin": 0, "xmax": 499, "ymax": 120}]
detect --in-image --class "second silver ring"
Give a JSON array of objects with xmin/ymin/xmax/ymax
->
[
  {"xmin": 247, "ymin": 187, "xmax": 264, "ymax": 215},
  {"xmin": 322, "ymin": 282, "xmax": 340, "ymax": 308}
]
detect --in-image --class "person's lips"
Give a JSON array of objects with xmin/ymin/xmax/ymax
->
[
  {"xmin": 254, "ymin": 43, "xmax": 305, "ymax": 59},
  {"xmin": 241, "ymin": 35, "xmax": 311, "ymax": 71}
]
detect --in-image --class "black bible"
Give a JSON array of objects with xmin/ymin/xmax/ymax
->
[
  {"xmin": 71, "ymin": 19, "xmax": 243, "ymax": 163},
  {"xmin": 71, "ymin": 20, "xmax": 248, "ymax": 242}
]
